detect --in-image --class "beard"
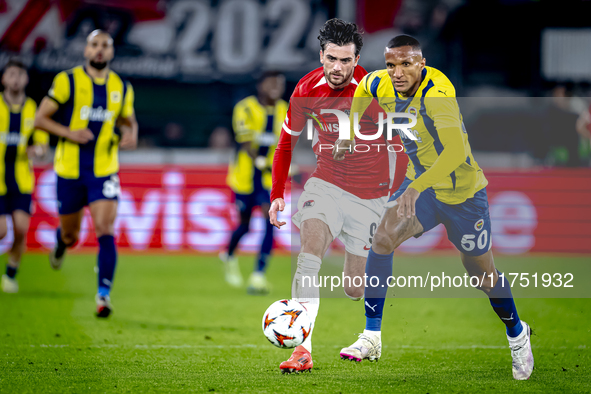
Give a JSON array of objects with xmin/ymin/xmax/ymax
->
[
  {"xmin": 90, "ymin": 60, "xmax": 108, "ymax": 70},
  {"xmin": 326, "ymin": 70, "xmax": 351, "ymax": 87}
]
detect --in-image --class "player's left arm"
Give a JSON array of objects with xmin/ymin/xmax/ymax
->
[
  {"xmin": 117, "ymin": 82, "xmax": 138, "ymax": 150},
  {"xmin": 397, "ymin": 88, "xmax": 467, "ymax": 218}
]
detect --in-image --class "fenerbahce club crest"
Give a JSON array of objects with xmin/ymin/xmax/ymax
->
[
  {"xmin": 303, "ymin": 200, "xmax": 315, "ymax": 208},
  {"xmin": 474, "ymin": 219, "xmax": 484, "ymax": 231},
  {"xmin": 408, "ymin": 107, "xmax": 417, "ymax": 117}
]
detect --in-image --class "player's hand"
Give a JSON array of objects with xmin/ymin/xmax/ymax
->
[
  {"xmin": 119, "ymin": 131, "xmax": 138, "ymax": 150},
  {"xmin": 67, "ymin": 128, "xmax": 94, "ymax": 144},
  {"xmin": 27, "ymin": 144, "xmax": 48, "ymax": 160},
  {"xmin": 396, "ymin": 187, "xmax": 420, "ymax": 219},
  {"xmin": 333, "ymin": 138, "xmax": 355, "ymax": 161},
  {"xmin": 254, "ymin": 156, "xmax": 268, "ymax": 170},
  {"xmin": 269, "ymin": 198, "xmax": 286, "ymax": 229}
]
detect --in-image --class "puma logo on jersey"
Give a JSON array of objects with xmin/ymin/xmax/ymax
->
[{"xmin": 438, "ymin": 90, "xmax": 447, "ymax": 96}]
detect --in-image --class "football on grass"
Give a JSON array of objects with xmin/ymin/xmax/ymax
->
[{"xmin": 262, "ymin": 299, "xmax": 311, "ymax": 349}]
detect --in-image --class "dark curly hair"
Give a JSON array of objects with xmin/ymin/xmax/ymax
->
[{"xmin": 318, "ymin": 18, "xmax": 363, "ymax": 57}]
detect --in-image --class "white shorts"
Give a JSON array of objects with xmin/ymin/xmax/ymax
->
[{"xmin": 291, "ymin": 178, "xmax": 388, "ymax": 257}]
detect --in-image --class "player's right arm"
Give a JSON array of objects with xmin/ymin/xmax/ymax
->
[
  {"xmin": 333, "ymin": 74, "xmax": 374, "ymax": 160},
  {"xmin": 269, "ymin": 89, "xmax": 305, "ymax": 229},
  {"xmin": 34, "ymin": 71, "xmax": 94, "ymax": 144}
]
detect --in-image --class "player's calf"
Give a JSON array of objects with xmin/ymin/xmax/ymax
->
[{"xmin": 343, "ymin": 284, "xmax": 363, "ymax": 301}]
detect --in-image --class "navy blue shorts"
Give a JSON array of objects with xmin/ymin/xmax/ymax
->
[
  {"xmin": 390, "ymin": 178, "xmax": 492, "ymax": 256},
  {"xmin": 235, "ymin": 188, "xmax": 270, "ymax": 214},
  {"xmin": 57, "ymin": 173, "xmax": 120, "ymax": 215},
  {"xmin": 0, "ymin": 190, "xmax": 32, "ymax": 215}
]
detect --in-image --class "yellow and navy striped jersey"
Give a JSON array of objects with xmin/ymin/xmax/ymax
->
[
  {"xmin": 351, "ymin": 66, "xmax": 487, "ymax": 205},
  {"xmin": 48, "ymin": 66, "xmax": 134, "ymax": 179},
  {"xmin": 0, "ymin": 96, "xmax": 48, "ymax": 195},
  {"xmin": 227, "ymin": 96, "xmax": 288, "ymax": 194}
]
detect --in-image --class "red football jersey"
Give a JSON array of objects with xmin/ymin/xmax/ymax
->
[{"xmin": 271, "ymin": 66, "xmax": 408, "ymax": 201}]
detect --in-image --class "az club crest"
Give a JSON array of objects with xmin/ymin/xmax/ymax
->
[
  {"xmin": 474, "ymin": 219, "xmax": 484, "ymax": 231},
  {"xmin": 303, "ymin": 200, "xmax": 315, "ymax": 208}
]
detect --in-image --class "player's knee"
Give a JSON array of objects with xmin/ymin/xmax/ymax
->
[
  {"xmin": 344, "ymin": 285, "xmax": 363, "ymax": 301},
  {"xmin": 94, "ymin": 222, "xmax": 114, "ymax": 238},
  {"xmin": 0, "ymin": 227, "xmax": 7, "ymax": 240},
  {"xmin": 372, "ymin": 229, "xmax": 396, "ymax": 254},
  {"xmin": 61, "ymin": 230, "xmax": 79, "ymax": 246},
  {"xmin": 13, "ymin": 225, "xmax": 28, "ymax": 243}
]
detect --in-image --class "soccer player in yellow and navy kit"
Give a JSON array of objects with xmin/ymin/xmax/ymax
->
[
  {"xmin": 221, "ymin": 71, "xmax": 287, "ymax": 294},
  {"xmin": 0, "ymin": 59, "xmax": 48, "ymax": 293},
  {"xmin": 34, "ymin": 30, "xmax": 138, "ymax": 317},
  {"xmin": 336, "ymin": 35, "xmax": 534, "ymax": 380}
]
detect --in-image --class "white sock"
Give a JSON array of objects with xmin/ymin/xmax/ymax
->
[
  {"xmin": 299, "ymin": 303, "xmax": 319, "ymax": 353},
  {"xmin": 508, "ymin": 322, "xmax": 528, "ymax": 345},
  {"xmin": 363, "ymin": 329, "xmax": 381, "ymax": 340},
  {"xmin": 292, "ymin": 252, "xmax": 321, "ymax": 353}
]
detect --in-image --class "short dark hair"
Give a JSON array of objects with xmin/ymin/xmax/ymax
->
[
  {"xmin": 3, "ymin": 58, "xmax": 27, "ymax": 73},
  {"xmin": 387, "ymin": 35, "xmax": 422, "ymax": 52},
  {"xmin": 318, "ymin": 18, "xmax": 363, "ymax": 57},
  {"xmin": 258, "ymin": 70, "xmax": 283, "ymax": 85}
]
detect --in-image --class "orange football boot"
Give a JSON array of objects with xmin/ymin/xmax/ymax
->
[{"xmin": 279, "ymin": 345, "xmax": 313, "ymax": 373}]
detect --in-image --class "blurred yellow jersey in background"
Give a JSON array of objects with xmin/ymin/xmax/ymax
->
[
  {"xmin": 0, "ymin": 96, "xmax": 48, "ymax": 195},
  {"xmin": 227, "ymin": 96, "xmax": 288, "ymax": 195},
  {"xmin": 48, "ymin": 66, "xmax": 134, "ymax": 179}
]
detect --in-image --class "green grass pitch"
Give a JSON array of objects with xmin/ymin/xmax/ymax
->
[{"xmin": 1, "ymin": 253, "xmax": 590, "ymax": 393}]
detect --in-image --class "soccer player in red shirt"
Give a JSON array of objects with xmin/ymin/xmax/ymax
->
[{"xmin": 269, "ymin": 18, "xmax": 408, "ymax": 373}]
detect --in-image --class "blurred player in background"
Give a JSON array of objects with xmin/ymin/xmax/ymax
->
[
  {"xmin": 221, "ymin": 71, "xmax": 287, "ymax": 294},
  {"xmin": 0, "ymin": 59, "xmax": 48, "ymax": 293},
  {"xmin": 269, "ymin": 19, "xmax": 407, "ymax": 373},
  {"xmin": 336, "ymin": 35, "xmax": 534, "ymax": 380},
  {"xmin": 34, "ymin": 30, "xmax": 138, "ymax": 317}
]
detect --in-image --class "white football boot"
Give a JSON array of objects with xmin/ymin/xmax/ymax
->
[
  {"xmin": 340, "ymin": 331, "xmax": 382, "ymax": 362},
  {"xmin": 508, "ymin": 321, "xmax": 534, "ymax": 380},
  {"xmin": 95, "ymin": 294, "xmax": 113, "ymax": 318},
  {"xmin": 219, "ymin": 252, "xmax": 243, "ymax": 287},
  {"xmin": 246, "ymin": 271, "xmax": 270, "ymax": 295},
  {"xmin": 49, "ymin": 245, "xmax": 66, "ymax": 270},
  {"xmin": 1, "ymin": 274, "xmax": 19, "ymax": 293}
]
